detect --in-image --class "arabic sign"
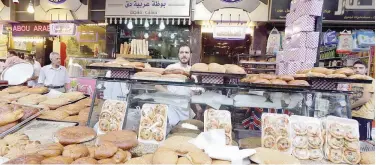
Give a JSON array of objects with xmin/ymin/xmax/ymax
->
[
  {"xmin": 270, "ymin": 0, "xmax": 375, "ymax": 22},
  {"xmin": 12, "ymin": 23, "xmax": 50, "ymax": 36},
  {"xmin": 48, "ymin": 0, "xmax": 67, "ymax": 4},
  {"xmin": 50, "ymin": 23, "xmax": 76, "ymax": 35},
  {"xmin": 213, "ymin": 26, "xmax": 246, "ymax": 40},
  {"xmin": 105, "ymin": 0, "xmax": 190, "ymax": 17}
]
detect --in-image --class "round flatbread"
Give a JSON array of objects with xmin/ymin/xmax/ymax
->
[
  {"xmin": 55, "ymin": 126, "xmax": 96, "ymax": 145},
  {"xmin": 98, "ymin": 130, "xmax": 138, "ymax": 150},
  {"xmin": 292, "ymin": 135, "xmax": 308, "ymax": 148},
  {"xmin": 262, "ymin": 136, "xmax": 275, "ymax": 148},
  {"xmin": 276, "ymin": 137, "xmax": 290, "ymax": 152}
]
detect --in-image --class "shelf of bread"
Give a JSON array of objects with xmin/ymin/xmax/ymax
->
[
  {"xmin": 240, "ymin": 74, "xmax": 310, "ymax": 90},
  {"xmin": 116, "ymin": 54, "xmax": 152, "ymax": 59},
  {"xmin": 87, "ymin": 57, "xmax": 146, "ymax": 70},
  {"xmin": 294, "ymin": 67, "xmax": 373, "ymax": 84},
  {"xmin": 131, "ymin": 68, "xmax": 190, "ymax": 83}
]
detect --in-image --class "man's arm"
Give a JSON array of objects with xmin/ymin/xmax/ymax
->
[
  {"xmin": 351, "ymin": 90, "xmax": 372, "ymax": 110},
  {"xmin": 37, "ymin": 68, "xmax": 45, "ymax": 86},
  {"xmin": 64, "ymin": 69, "xmax": 70, "ymax": 92}
]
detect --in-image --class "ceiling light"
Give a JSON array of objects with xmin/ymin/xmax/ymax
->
[
  {"xmin": 127, "ymin": 20, "xmax": 133, "ymax": 29},
  {"xmin": 27, "ymin": 0, "xmax": 34, "ymax": 13},
  {"xmin": 144, "ymin": 33, "xmax": 149, "ymax": 39},
  {"xmin": 158, "ymin": 32, "xmax": 162, "ymax": 38},
  {"xmin": 144, "ymin": 19, "xmax": 149, "ymax": 28},
  {"xmin": 159, "ymin": 20, "xmax": 165, "ymax": 30}
]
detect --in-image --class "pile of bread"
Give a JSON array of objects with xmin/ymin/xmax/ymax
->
[
  {"xmin": 3, "ymin": 126, "xmax": 232, "ymax": 165},
  {"xmin": 192, "ymin": 63, "xmax": 246, "ymax": 74},
  {"xmin": 134, "ymin": 68, "xmax": 190, "ymax": 80},
  {"xmin": 38, "ymin": 98, "xmax": 97, "ymax": 126},
  {"xmin": 241, "ymin": 74, "xmax": 310, "ymax": 86},
  {"xmin": 0, "ymin": 86, "xmax": 49, "ymax": 103},
  {"xmin": 295, "ymin": 67, "xmax": 372, "ymax": 80},
  {"xmin": 90, "ymin": 57, "xmax": 147, "ymax": 69},
  {"xmin": 0, "ymin": 103, "xmax": 39, "ymax": 134}
]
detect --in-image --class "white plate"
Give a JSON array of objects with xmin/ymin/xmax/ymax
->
[{"xmin": 1, "ymin": 62, "xmax": 34, "ymax": 85}]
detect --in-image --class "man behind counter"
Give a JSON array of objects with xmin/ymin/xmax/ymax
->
[
  {"xmin": 38, "ymin": 52, "xmax": 69, "ymax": 93},
  {"xmin": 350, "ymin": 60, "xmax": 374, "ymax": 141}
]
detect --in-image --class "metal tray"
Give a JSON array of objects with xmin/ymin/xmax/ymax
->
[
  {"xmin": 86, "ymin": 65, "xmax": 137, "ymax": 71},
  {"xmin": 296, "ymin": 77, "xmax": 373, "ymax": 84},
  {"xmin": 191, "ymin": 71, "xmax": 246, "ymax": 78}
]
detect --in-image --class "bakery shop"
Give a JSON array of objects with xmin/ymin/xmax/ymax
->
[{"xmin": 0, "ymin": 0, "xmax": 374, "ymax": 164}]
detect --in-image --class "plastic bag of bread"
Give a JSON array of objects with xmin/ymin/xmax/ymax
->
[
  {"xmin": 334, "ymin": 68, "xmax": 354, "ymax": 76},
  {"xmin": 2, "ymin": 86, "xmax": 29, "ymax": 94},
  {"xmin": 208, "ymin": 63, "xmax": 226, "ymax": 73},
  {"xmin": 192, "ymin": 63, "xmax": 209, "ymax": 72},
  {"xmin": 224, "ymin": 64, "xmax": 246, "ymax": 74},
  {"xmin": 59, "ymin": 92, "xmax": 85, "ymax": 102}
]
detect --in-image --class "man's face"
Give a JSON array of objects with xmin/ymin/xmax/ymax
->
[
  {"xmin": 353, "ymin": 64, "xmax": 367, "ymax": 75},
  {"xmin": 51, "ymin": 55, "xmax": 61, "ymax": 66},
  {"xmin": 178, "ymin": 46, "xmax": 191, "ymax": 64},
  {"xmin": 7, "ymin": 52, "xmax": 14, "ymax": 58}
]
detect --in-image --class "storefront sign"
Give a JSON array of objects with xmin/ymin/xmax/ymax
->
[
  {"xmin": 50, "ymin": 23, "xmax": 76, "ymax": 35},
  {"xmin": 270, "ymin": 0, "xmax": 375, "ymax": 22},
  {"xmin": 213, "ymin": 26, "xmax": 246, "ymax": 40},
  {"xmin": 105, "ymin": 0, "xmax": 190, "ymax": 17},
  {"xmin": 12, "ymin": 23, "xmax": 50, "ymax": 36}
]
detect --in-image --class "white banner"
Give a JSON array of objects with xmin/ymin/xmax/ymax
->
[
  {"xmin": 105, "ymin": 0, "xmax": 190, "ymax": 18},
  {"xmin": 49, "ymin": 23, "xmax": 76, "ymax": 35},
  {"xmin": 213, "ymin": 26, "xmax": 246, "ymax": 40}
]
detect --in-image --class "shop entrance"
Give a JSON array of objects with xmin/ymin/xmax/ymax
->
[{"xmin": 44, "ymin": 38, "xmax": 53, "ymax": 65}]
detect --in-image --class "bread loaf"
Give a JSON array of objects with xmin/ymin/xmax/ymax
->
[
  {"xmin": 142, "ymin": 68, "xmax": 165, "ymax": 74},
  {"xmin": 259, "ymin": 74, "xmax": 277, "ymax": 80},
  {"xmin": 191, "ymin": 63, "xmax": 209, "ymax": 72},
  {"xmin": 71, "ymin": 157, "xmax": 97, "ymax": 164},
  {"xmin": 306, "ymin": 72, "xmax": 327, "ymax": 78},
  {"xmin": 161, "ymin": 74, "xmax": 188, "ymax": 79},
  {"xmin": 2, "ymin": 86, "xmax": 29, "ymax": 94},
  {"xmin": 55, "ymin": 126, "xmax": 96, "ymax": 145},
  {"xmin": 327, "ymin": 74, "xmax": 347, "ymax": 78},
  {"xmin": 334, "ymin": 68, "xmax": 355, "ymax": 76},
  {"xmin": 253, "ymin": 79, "xmax": 271, "ymax": 84},
  {"xmin": 360, "ymin": 151, "xmax": 375, "ymax": 164},
  {"xmin": 62, "ymin": 144, "xmax": 89, "ymax": 160},
  {"xmin": 348, "ymin": 74, "xmax": 372, "ymax": 80},
  {"xmin": 98, "ymin": 159, "xmax": 116, "ymax": 164},
  {"xmin": 225, "ymin": 64, "xmax": 246, "ymax": 74},
  {"xmin": 163, "ymin": 69, "xmax": 190, "ymax": 76},
  {"xmin": 98, "ymin": 130, "xmax": 138, "ymax": 150},
  {"xmin": 186, "ymin": 150, "xmax": 212, "ymax": 165},
  {"xmin": 152, "ymin": 149, "xmax": 178, "ymax": 164},
  {"xmin": 37, "ymin": 143, "xmax": 64, "ymax": 158},
  {"xmin": 0, "ymin": 109, "xmax": 24, "ymax": 126},
  {"xmin": 208, "ymin": 63, "xmax": 226, "ymax": 73},
  {"xmin": 22, "ymin": 87, "xmax": 49, "ymax": 94},
  {"xmin": 311, "ymin": 67, "xmax": 328, "ymax": 74},
  {"xmin": 270, "ymin": 79, "xmax": 288, "ymax": 85},
  {"xmin": 296, "ymin": 69, "xmax": 311, "ymax": 74},
  {"xmin": 94, "ymin": 142, "xmax": 118, "ymax": 159},
  {"xmin": 134, "ymin": 72, "xmax": 161, "ymax": 77},
  {"xmin": 4, "ymin": 154, "xmax": 44, "ymax": 164},
  {"xmin": 278, "ymin": 75, "xmax": 294, "ymax": 82},
  {"xmin": 41, "ymin": 156, "xmax": 73, "ymax": 164},
  {"xmin": 60, "ymin": 92, "xmax": 85, "ymax": 102},
  {"xmin": 288, "ymin": 80, "xmax": 310, "ymax": 86}
]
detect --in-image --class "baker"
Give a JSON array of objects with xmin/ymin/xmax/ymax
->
[
  {"xmin": 25, "ymin": 53, "xmax": 41, "ymax": 87},
  {"xmin": 156, "ymin": 45, "xmax": 203, "ymax": 127},
  {"xmin": 38, "ymin": 52, "xmax": 69, "ymax": 93},
  {"xmin": 350, "ymin": 60, "xmax": 374, "ymax": 141}
]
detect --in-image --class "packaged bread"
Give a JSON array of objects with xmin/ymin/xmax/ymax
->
[
  {"xmin": 290, "ymin": 115, "xmax": 323, "ymax": 160},
  {"xmin": 138, "ymin": 104, "xmax": 168, "ymax": 144},
  {"xmin": 324, "ymin": 116, "xmax": 360, "ymax": 164},
  {"xmin": 208, "ymin": 63, "xmax": 226, "ymax": 73},
  {"xmin": 22, "ymin": 87, "xmax": 49, "ymax": 94},
  {"xmin": 59, "ymin": 92, "xmax": 85, "ymax": 102},
  {"xmin": 134, "ymin": 72, "xmax": 162, "ymax": 77},
  {"xmin": 327, "ymin": 74, "xmax": 347, "ymax": 78},
  {"xmin": 261, "ymin": 113, "xmax": 291, "ymax": 153},
  {"xmin": 98, "ymin": 100, "xmax": 127, "ymax": 135},
  {"xmin": 17, "ymin": 94, "xmax": 48, "ymax": 105},
  {"xmin": 39, "ymin": 98, "xmax": 70, "ymax": 110},
  {"xmin": 2, "ymin": 86, "xmax": 29, "ymax": 94},
  {"xmin": 192, "ymin": 63, "xmax": 209, "ymax": 72},
  {"xmin": 142, "ymin": 68, "xmax": 165, "ymax": 74},
  {"xmin": 224, "ymin": 64, "xmax": 246, "ymax": 74},
  {"xmin": 334, "ymin": 68, "xmax": 354, "ymax": 76},
  {"xmin": 204, "ymin": 109, "xmax": 232, "ymax": 145},
  {"xmin": 270, "ymin": 79, "xmax": 288, "ymax": 85},
  {"xmin": 288, "ymin": 80, "xmax": 310, "ymax": 86}
]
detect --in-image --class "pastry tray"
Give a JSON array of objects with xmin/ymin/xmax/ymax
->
[
  {"xmin": 191, "ymin": 71, "xmax": 246, "ymax": 78},
  {"xmin": 0, "ymin": 104, "xmax": 48, "ymax": 138},
  {"xmin": 86, "ymin": 65, "xmax": 137, "ymax": 71},
  {"xmin": 295, "ymin": 77, "xmax": 373, "ymax": 84}
]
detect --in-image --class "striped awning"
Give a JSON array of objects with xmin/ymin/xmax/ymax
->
[{"xmin": 105, "ymin": 17, "xmax": 191, "ymax": 25}]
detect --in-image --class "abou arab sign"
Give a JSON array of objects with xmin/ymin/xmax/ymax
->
[{"xmin": 12, "ymin": 23, "xmax": 50, "ymax": 36}]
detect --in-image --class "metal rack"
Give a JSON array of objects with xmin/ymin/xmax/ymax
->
[{"xmin": 237, "ymin": 54, "xmax": 277, "ymax": 74}]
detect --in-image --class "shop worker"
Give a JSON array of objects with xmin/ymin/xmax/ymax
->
[
  {"xmin": 156, "ymin": 45, "xmax": 203, "ymax": 126},
  {"xmin": 25, "ymin": 54, "xmax": 41, "ymax": 87},
  {"xmin": 350, "ymin": 60, "xmax": 374, "ymax": 141},
  {"xmin": 4, "ymin": 50, "xmax": 24, "ymax": 68},
  {"xmin": 38, "ymin": 52, "xmax": 69, "ymax": 93}
]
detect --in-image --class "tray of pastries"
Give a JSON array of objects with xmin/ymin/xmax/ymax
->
[
  {"xmin": 191, "ymin": 63, "xmax": 246, "ymax": 77},
  {"xmin": 98, "ymin": 100, "xmax": 127, "ymax": 134},
  {"xmin": 138, "ymin": 104, "xmax": 168, "ymax": 144},
  {"xmin": 294, "ymin": 67, "xmax": 373, "ymax": 84},
  {"xmin": 132, "ymin": 68, "xmax": 190, "ymax": 82},
  {"xmin": 240, "ymin": 74, "xmax": 310, "ymax": 89},
  {"xmin": 204, "ymin": 109, "xmax": 233, "ymax": 145},
  {"xmin": 87, "ymin": 57, "xmax": 144, "ymax": 70}
]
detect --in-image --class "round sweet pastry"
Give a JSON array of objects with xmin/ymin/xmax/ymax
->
[
  {"xmin": 277, "ymin": 128, "xmax": 289, "ymax": 138},
  {"xmin": 307, "ymin": 123, "xmax": 320, "ymax": 136},
  {"xmin": 140, "ymin": 128, "xmax": 152, "ymax": 140},
  {"xmin": 154, "ymin": 104, "xmax": 167, "ymax": 116},
  {"xmin": 262, "ymin": 136, "xmax": 275, "ymax": 148},
  {"xmin": 328, "ymin": 135, "xmax": 344, "ymax": 149},
  {"xmin": 94, "ymin": 142, "xmax": 118, "ymax": 159},
  {"xmin": 98, "ymin": 130, "xmax": 138, "ymax": 150},
  {"xmin": 108, "ymin": 122, "xmax": 119, "ymax": 132},
  {"xmin": 99, "ymin": 119, "xmax": 110, "ymax": 132},
  {"xmin": 344, "ymin": 140, "xmax": 359, "ymax": 151},
  {"xmin": 263, "ymin": 127, "xmax": 276, "ymax": 137},
  {"xmin": 99, "ymin": 111, "xmax": 111, "ymax": 120},
  {"xmin": 206, "ymin": 119, "xmax": 219, "ymax": 130},
  {"xmin": 293, "ymin": 135, "xmax": 308, "ymax": 148},
  {"xmin": 276, "ymin": 137, "xmax": 291, "ymax": 152},
  {"xmin": 308, "ymin": 136, "xmax": 322, "ymax": 149},
  {"xmin": 309, "ymin": 149, "xmax": 323, "ymax": 160},
  {"xmin": 153, "ymin": 128, "xmax": 165, "ymax": 142},
  {"xmin": 344, "ymin": 125, "xmax": 358, "ymax": 141},
  {"xmin": 343, "ymin": 149, "xmax": 360, "ymax": 164},
  {"xmin": 292, "ymin": 123, "xmax": 307, "ymax": 135},
  {"xmin": 275, "ymin": 116, "xmax": 289, "ymax": 128},
  {"xmin": 293, "ymin": 148, "xmax": 309, "ymax": 160},
  {"xmin": 55, "ymin": 126, "xmax": 96, "ymax": 145},
  {"xmin": 152, "ymin": 114, "xmax": 165, "ymax": 128},
  {"xmin": 62, "ymin": 144, "xmax": 89, "ymax": 160},
  {"xmin": 329, "ymin": 123, "xmax": 344, "ymax": 138}
]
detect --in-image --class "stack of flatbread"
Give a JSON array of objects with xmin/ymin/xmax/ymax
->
[
  {"xmin": 59, "ymin": 92, "xmax": 85, "ymax": 102},
  {"xmin": 17, "ymin": 94, "xmax": 48, "ymax": 105},
  {"xmin": 39, "ymin": 98, "xmax": 70, "ymax": 110}
]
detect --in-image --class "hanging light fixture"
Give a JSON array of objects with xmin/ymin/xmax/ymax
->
[
  {"xmin": 27, "ymin": 0, "xmax": 34, "ymax": 13},
  {"xmin": 144, "ymin": 19, "xmax": 150, "ymax": 28},
  {"xmin": 159, "ymin": 20, "xmax": 165, "ymax": 30},
  {"xmin": 127, "ymin": 20, "xmax": 133, "ymax": 29}
]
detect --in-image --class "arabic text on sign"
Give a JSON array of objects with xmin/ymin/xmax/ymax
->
[{"xmin": 125, "ymin": 1, "xmax": 167, "ymax": 8}]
